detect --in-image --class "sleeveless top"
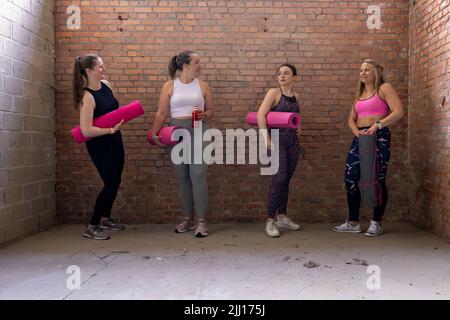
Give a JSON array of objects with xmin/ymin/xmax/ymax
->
[
  {"xmin": 84, "ymin": 81, "xmax": 121, "ymax": 144},
  {"xmin": 271, "ymin": 93, "xmax": 300, "ymax": 136},
  {"xmin": 84, "ymin": 81, "xmax": 119, "ymax": 119},
  {"xmin": 170, "ymin": 78, "xmax": 205, "ymax": 117}
]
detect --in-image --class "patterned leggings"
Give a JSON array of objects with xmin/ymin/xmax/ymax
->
[
  {"xmin": 268, "ymin": 132, "xmax": 299, "ymax": 218},
  {"xmin": 344, "ymin": 127, "xmax": 391, "ymax": 222}
]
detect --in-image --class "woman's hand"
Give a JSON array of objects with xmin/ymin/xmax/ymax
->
[
  {"xmin": 111, "ymin": 119, "xmax": 125, "ymax": 134},
  {"xmin": 353, "ymin": 129, "xmax": 368, "ymax": 137},
  {"xmin": 152, "ymin": 135, "xmax": 165, "ymax": 147},
  {"xmin": 296, "ymin": 127, "xmax": 301, "ymax": 137},
  {"xmin": 198, "ymin": 110, "xmax": 209, "ymax": 121},
  {"xmin": 365, "ymin": 123, "xmax": 378, "ymax": 135}
]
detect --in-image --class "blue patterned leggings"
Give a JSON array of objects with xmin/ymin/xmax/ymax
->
[{"xmin": 344, "ymin": 127, "xmax": 391, "ymax": 222}]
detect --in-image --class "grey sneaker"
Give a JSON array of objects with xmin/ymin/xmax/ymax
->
[
  {"xmin": 99, "ymin": 218, "xmax": 125, "ymax": 231},
  {"xmin": 83, "ymin": 225, "xmax": 110, "ymax": 240},
  {"xmin": 175, "ymin": 218, "xmax": 195, "ymax": 233},
  {"xmin": 365, "ymin": 220, "xmax": 383, "ymax": 237},
  {"xmin": 332, "ymin": 221, "xmax": 362, "ymax": 233},
  {"xmin": 195, "ymin": 219, "xmax": 209, "ymax": 238},
  {"xmin": 276, "ymin": 216, "xmax": 301, "ymax": 231}
]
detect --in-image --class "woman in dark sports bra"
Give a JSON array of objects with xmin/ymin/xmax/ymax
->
[
  {"xmin": 73, "ymin": 54, "xmax": 126, "ymax": 240},
  {"xmin": 257, "ymin": 63, "xmax": 302, "ymax": 238}
]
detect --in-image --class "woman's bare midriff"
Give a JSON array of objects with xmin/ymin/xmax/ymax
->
[
  {"xmin": 357, "ymin": 115, "xmax": 384, "ymax": 127},
  {"xmin": 173, "ymin": 116, "xmax": 192, "ymax": 119}
]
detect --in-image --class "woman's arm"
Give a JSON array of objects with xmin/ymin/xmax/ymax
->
[
  {"xmin": 294, "ymin": 92, "xmax": 302, "ymax": 137},
  {"xmin": 257, "ymin": 88, "xmax": 277, "ymax": 149},
  {"xmin": 347, "ymin": 102, "xmax": 361, "ymax": 137},
  {"xmin": 79, "ymin": 92, "xmax": 123, "ymax": 138},
  {"xmin": 379, "ymin": 83, "xmax": 404, "ymax": 127},
  {"xmin": 150, "ymin": 81, "xmax": 172, "ymax": 146},
  {"xmin": 199, "ymin": 80, "xmax": 214, "ymax": 121}
]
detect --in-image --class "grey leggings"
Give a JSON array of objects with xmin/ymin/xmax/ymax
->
[{"xmin": 169, "ymin": 118, "xmax": 209, "ymax": 219}]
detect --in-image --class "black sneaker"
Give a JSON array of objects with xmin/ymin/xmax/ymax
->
[
  {"xmin": 83, "ymin": 225, "xmax": 110, "ymax": 240},
  {"xmin": 99, "ymin": 218, "xmax": 125, "ymax": 231}
]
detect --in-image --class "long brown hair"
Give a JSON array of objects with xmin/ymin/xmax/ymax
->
[
  {"xmin": 168, "ymin": 50, "xmax": 195, "ymax": 79},
  {"xmin": 73, "ymin": 54, "xmax": 99, "ymax": 110},
  {"xmin": 355, "ymin": 59, "xmax": 385, "ymax": 100}
]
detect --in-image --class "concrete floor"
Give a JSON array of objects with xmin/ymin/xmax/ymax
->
[{"xmin": 0, "ymin": 223, "xmax": 449, "ymax": 300}]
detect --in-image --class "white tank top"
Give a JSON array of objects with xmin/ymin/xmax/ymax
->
[{"xmin": 170, "ymin": 78, "xmax": 205, "ymax": 117}]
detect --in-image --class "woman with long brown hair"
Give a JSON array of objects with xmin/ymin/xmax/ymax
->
[
  {"xmin": 150, "ymin": 50, "xmax": 214, "ymax": 237},
  {"xmin": 73, "ymin": 54, "xmax": 126, "ymax": 240}
]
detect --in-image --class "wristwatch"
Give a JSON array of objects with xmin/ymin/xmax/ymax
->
[{"xmin": 375, "ymin": 121, "xmax": 382, "ymax": 130}]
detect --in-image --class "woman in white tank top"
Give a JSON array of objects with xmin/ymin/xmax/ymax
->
[{"xmin": 150, "ymin": 50, "xmax": 215, "ymax": 237}]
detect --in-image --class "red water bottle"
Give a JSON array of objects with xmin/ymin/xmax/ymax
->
[{"xmin": 192, "ymin": 106, "xmax": 201, "ymax": 128}]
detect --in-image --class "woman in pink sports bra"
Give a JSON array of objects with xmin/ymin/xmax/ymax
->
[{"xmin": 333, "ymin": 59, "xmax": 404, "ymax": 236}]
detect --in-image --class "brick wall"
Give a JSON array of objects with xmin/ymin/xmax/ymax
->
[
  {"xmin": 409, "ymin": 0, "xmax": 449, "ymax": 240},
  {"xmin": 55, "ymin": 0, "xmax": 410, "ymax": 224},
  {"xmin": 0, "ymin": 0, "xmax": 56, "ymax": 245}
]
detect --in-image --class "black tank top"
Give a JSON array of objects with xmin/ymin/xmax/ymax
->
[
  {"xmin": 84, "ymin": 82, "xmax": 119, "ymax": 119},
  {"xmin": 84, "ymin": 81, "xmax": 122, "ymax": 146}
]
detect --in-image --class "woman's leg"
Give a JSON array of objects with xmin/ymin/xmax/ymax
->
[
  {"xmin": 189, "ymin": 163, "xmax": 208, "ymax": 219},
  {"xmin": 344, "ymin": 137, "xmax": 361, "ymax": 222},
  {"xmin": 86, "ymin": 137, "xmax": 123, "ymax": 226},
  {"xmin": 372, "ymin": 128, "xmax": 391, "ymax": 222},
  {"xmin": 267, "ymin": 140, "xmax": 289, "ymax": 218},
  {"xmin": 277, "ymin": 138, "xmax": 299, "ymax": 215}
]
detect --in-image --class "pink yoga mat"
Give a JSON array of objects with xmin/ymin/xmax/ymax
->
[
  {"xmin": 147, "ymin": 126, "xmax": 182, "ymax": 146},
  {"xmin": 246, "ymin": 112, "xmax": 300, "ymax": 129},
  {"xmin": 71, "ymin": 100, "xmax": 144, "ymax": 144}
]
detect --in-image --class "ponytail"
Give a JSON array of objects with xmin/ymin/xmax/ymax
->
[
  {"xmin": 167, "ymin": 50, "xmax": 196, "ymax": 79},
  {"xmin": 168, "ymin": 55, "xmax": 178, "ymax": 79},
  {"xmin": 72, "ymin": 54, "xmax": 99, "ymax": 110}
]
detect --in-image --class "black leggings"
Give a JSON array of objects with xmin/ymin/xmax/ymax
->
[{"xmin": 86, "ymin": 132, "xmax": 124, "ymax": 226}]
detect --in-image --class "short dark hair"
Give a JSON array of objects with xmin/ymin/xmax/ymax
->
[{"xmin": 277, "ymin": 63, "xmax": 297, "ymax": 76}]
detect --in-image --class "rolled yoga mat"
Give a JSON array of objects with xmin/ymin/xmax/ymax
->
[
  {"xmin": 358, "ymin": 134, "xmax": 381, "ymax": 208},
  {"xmin": 71, "ymin": 100, "xmax": 144, "ymax": 144},
  {"xmin": 246, "ymin": 112, "xmax": 300, "ymax": 129},
  {"xmin": 147, "ymin": 126, "xmax": 183, "ymax": 146}
]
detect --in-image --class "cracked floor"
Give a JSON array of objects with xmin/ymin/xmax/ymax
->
[{"xmin": 0, "ymin": 223, "xmax": 449, "ymax": 299}]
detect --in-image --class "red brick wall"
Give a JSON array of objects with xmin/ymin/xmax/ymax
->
[
  {"xmin": 409, "ymin": 0, "xmax": 449, "ymax": 240},
  {"xmin": 54, "ymin": 0, "xmax": 410, "ymax": 224}
]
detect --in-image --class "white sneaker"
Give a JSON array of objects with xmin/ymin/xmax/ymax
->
[
  {"xmin": 365, "ymin": 220, "xmax": 383, "ymax": 237},
  {"xmin": 265, "ymin": 220, "xmax": 280, "ymax": 237},
  {"xmin": 332, "ymin": 221, "xmax": 362, "ymax": 233},
  {"xmin": 276, "ymin": 216, "xmax": 301, "ymax": 231}
]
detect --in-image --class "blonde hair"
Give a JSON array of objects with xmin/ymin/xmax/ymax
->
[{"xmin": 355, "ymin": 59, "xmax": 385, "ymax": 100}]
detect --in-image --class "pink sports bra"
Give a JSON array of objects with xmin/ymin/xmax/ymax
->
[{"xmin": 354, "ymin": 92, "xmax": 389, "ymax": 117}]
